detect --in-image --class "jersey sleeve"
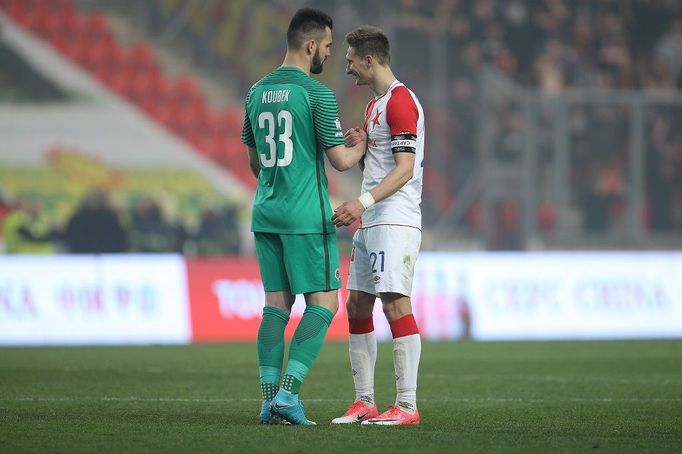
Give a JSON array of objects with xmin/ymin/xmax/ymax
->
[
  {"xmin": 310, "ymin": 85, "xmax": 345, "ymax": 150},
  {"xmin": 241, "ymin": 88, "xmax": 256, "ymax": 148},
  {"xmin": 386, "ymin": 86, "xmax": 419, "ymax": 153}
]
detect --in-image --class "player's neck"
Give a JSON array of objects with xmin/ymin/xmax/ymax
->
[
  {"xmin": 281, "ymin": 52, "xmax": 310, "ymax": 76},
  {"xmin": 370, "ymin": 67, "xmax": 397, "ymax": 98}
]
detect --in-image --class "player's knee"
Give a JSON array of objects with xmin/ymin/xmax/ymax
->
[
  {"xmin": 345, "ymin": 299, "xmax": 366, "ymax": 318},
  {"xmin": 380, "ymin": 293, "xmax": 411, "ymax": 322},
  {"xmin": 381, "ymin": 302, "xmax": 399, "ymax": 321},
  {"xmin": 346, "ymin": 291, "xmax": 375, "ymax": 318}
]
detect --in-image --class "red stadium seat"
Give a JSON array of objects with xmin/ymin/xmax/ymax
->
[
  {"xmin": 107, "ymin": 42, "xmax": 128, "ymax": 72},
  {"xmin": 130, "ymin": 43, "xmax": 156, "ymax": 71},
  {"xmin": 219, "ymin": 108, "xmax": 244, "ymax": 138},
  {"xmin": 60, "ymin": 38, "xmax": 88, "ymax": 64},
  {"xmin": 126, "ymin": 66, "xmax": 161, "ymax": 102},
  {"xmin": 82, "ymin": 37, "xmax": 114, "ymax": 71},
  {"xmin": 106, "ymin": 65, "xmax": 134, "ymax": 95},
  {"xmin": 176, "ymin": 75, "xmax": 200, "ymax": 95},
  {"xmin": 499, "ymin": 201, "xmax": 519, "ymax": 229},
  {"xmin": 62, "ymin": 10, "xmax": 83, "ymax": 40},
  {"xmin": 84, "ymin": 12, "xmax": 109, "ymax": 41},
  {"xmin": 537, "ymin": 202, "xmax": 556, "ymax": 232},
  {"xmin": 197, "ymin": 108, "xmax": 219, "ymax": 135},
  {"xmin": 6, "ymin": 2, "xmax": 31, "ymax": 26},
  {"xmin": 34, "ymin": 9, "xmax": 61, "ymax": 40}
]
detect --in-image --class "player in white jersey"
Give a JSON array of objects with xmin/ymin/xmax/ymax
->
[{"xmin": 331, "ymin": 25, "xmax": 424, "ymax": 426}]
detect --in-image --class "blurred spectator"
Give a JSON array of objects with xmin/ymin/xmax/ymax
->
[
  {"xmin": 655, "ymin": 18, "xmax": 682, "ymax": 88},
  {"xmin": 647, "ymin": 108, "xmax": 682, "ymax": 230},
  {"xmin": 578, "ymin": 164, "xmax": 624, "ymax": 232},
  {"xmin": 2, "ymin": 197, "xmax": 56, "ymax": 254},
  {"xmin": 62, "ymin": 190, "xmax": 128, "ymax": 253},
  {"xmin": 129, "ymin": 197, "xmax": 184, "ymax": 253},
  {"xmin": 194, "ymin": 203, "xmax": 241, "ymax": 256},
  {"xmin": 0, "ymin": 192, "xmax": 12, "ymax": 232}
]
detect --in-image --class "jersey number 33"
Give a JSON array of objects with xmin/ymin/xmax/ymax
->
[{"xmin": 258, "ymin": 110, "xmax": 293, "ymax": 168}]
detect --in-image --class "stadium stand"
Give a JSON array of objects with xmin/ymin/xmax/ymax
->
[
  {"xmin": 0, "ymin": 0, "xmax": 253, "ymax": 191},
  {"xmin": 1, "ymin": 0, "xmax": 680, "ymax": 252}
]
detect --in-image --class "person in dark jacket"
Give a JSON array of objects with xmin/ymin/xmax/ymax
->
[{"xmin": 63, "ymin": 189, "xmax": 128, "ymax": 253}]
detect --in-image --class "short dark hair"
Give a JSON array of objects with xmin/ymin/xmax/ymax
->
[
  {"xmin": 345, "ymin": 25, "xmax": 390, "ymax": 65},
  {"xmin": 286, "ymin": 8, "xmax": 333, "ymax": 50}
]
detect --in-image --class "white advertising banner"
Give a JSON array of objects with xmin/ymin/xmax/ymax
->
[
  {"xmin": 0, "ymin": 255, "xmax": 190, "ymax": 345},
  {"xmin": 411, "ymin": 252, "xmax": 682, "ymax": 340},
  {"xmin": 1, "ymin": 253, "xmax": 681, "ymax": 344}
]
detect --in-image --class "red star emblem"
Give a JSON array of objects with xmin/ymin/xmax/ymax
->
[{"xmin": 371, "ymin": 109, "xmax": 382, "ymax": 129}]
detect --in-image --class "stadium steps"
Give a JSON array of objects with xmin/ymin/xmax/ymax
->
[{"xmin": 0, "ymin": 0, "xmax": 255, "ymax": 190}]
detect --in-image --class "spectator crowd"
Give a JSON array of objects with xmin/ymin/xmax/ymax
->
[
  {"xmin": 0, "ymin": 189, "xmax": 243, "ymax": 255},
  {"xmin": 1, "ymin": 0, "xmax": 680, "ymax": 253}
]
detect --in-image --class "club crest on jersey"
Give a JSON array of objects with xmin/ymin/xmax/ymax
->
[{"xmin": 370, "ymin": 109, "xmax": 382, "ymax": 130}]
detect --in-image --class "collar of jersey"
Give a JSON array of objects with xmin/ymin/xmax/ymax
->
[
  {"xmin": 374, "ymin": 79, "xmax": 401, "ymax": 101},
  {"xmin": 279, "ymin": 66, "xmax": 308, "ymax": 75}
]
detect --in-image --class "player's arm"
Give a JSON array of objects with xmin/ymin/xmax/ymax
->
[
  {"xmin": 333, "ymin": 87, "xmax": 419, "ymax": 227},
  {"xmin": 325, "ymin": 127, "xmax": 367, "ymax": 171},
  {"xmin": 332, "ymin": 151, "xmax": 414, "ymax": 227},
  {"xmin": 241, "ymin": 89, "xmax": 259, "ymax": 178},
  {"xmin": 247, "ymin": 146, "xmax": 260, "ymax": 178},
  {"xmin": 367, "ymin": 151, "xmax": 414, "ymax": 201}
]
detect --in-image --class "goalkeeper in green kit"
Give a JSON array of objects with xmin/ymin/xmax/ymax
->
[{"xmin": 241, "ymin": 8, "xmax": 367, "ymax": 425}]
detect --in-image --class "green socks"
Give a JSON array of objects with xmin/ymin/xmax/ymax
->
[
  {"xmin": 280, "ymin": 305, "xmax": 334, "ymax": 395},
  {"xmin": 257, "ymin": 304, "xmax": 334, "ymax": 397},
  {"xmin": 257, "ymin": 306, "xmax": 289, "ymax": 400}
]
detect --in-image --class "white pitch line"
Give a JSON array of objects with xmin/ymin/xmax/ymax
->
[
  {"xmin": 422, "ymin": 373, "xmax": 682, "ymax": 385},
  {"xmin": 7, "ymin": 396, "xmax": 681, "ymax": 404}
]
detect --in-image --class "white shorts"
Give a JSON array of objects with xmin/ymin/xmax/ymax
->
[{"xmin": 347, "ymin": 225, "xmax": 421, "ymax": 296}]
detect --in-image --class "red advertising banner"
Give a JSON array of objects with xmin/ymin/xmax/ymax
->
[{"xmin": 186, "ymin": 258, "xmax": 352, "ymax": 342}]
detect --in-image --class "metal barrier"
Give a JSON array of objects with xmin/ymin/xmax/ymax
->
[{"xmin": 460, "ymin": 69, "xmax": 682, "ymax": 250}]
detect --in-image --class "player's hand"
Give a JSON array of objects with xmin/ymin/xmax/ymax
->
[
  {"xmin": 344, "ymin": 127, "xmax": 367, "ymax": 147},
  {"xmin": 332, "ymin": 199, "xmax": 365, "ymax": 227}
]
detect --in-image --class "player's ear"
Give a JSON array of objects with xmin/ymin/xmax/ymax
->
[
  {"xmin": 305, "ymin": 39, "xmax": 316, "ymax": 56},
  {"xmin": 364, "ymin": 54, "xmax": 373, "ymax": 67}
]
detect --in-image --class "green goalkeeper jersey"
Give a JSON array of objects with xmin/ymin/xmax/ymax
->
[{"xmin": 242, "ymin": 66, "xmax": 344, "ymax": 234}]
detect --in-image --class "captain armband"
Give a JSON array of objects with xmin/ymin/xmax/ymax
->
[{"xmin": 390, "ymin": 133, "xmax": 417, "ymax": 154}]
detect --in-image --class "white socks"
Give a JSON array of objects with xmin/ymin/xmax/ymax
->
[
  {"xmin": 393, "ymin": 333, "xmax": 421, "ymax": 413},
  {"xmin": 349, "ymin": 332, "xmax": 377, "ymax": 406},
  {"xmin": 349, "ymin": 330, "xmax": 421, "ymax": 413}
]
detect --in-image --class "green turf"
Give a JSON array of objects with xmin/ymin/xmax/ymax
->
[{"xmin": 1, "ymin": 340, "xmax": 681, "ymax": 453}]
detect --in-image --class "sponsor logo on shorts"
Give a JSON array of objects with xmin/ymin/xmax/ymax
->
[{"xmin": 373, "ymin": 275, "xmax": 381, "ymax": 283}]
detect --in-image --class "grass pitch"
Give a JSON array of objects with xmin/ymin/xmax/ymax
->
[{"xmin": 1, "ymin": 340, "xmax": 681, "ymax": 453}]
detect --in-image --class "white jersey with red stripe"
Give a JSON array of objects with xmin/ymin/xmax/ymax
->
[{"xmin": 361, "ymin": 79, "xmax": 424, "ymax": 229}]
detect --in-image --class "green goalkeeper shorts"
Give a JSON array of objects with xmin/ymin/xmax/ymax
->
[{"xmin": 254, "ymin": 232, "xmax": 341, "ymax": 294}]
